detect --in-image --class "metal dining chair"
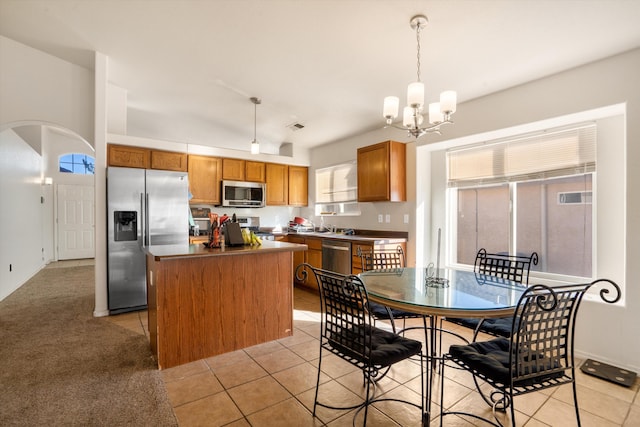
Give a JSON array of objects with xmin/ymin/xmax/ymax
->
[
  {"xmin": 295, "ymin": 263, "xmax": 425, "ymax": 426},
  {"xmin": 357, "ymin": 246, "xmax": 423, "ymax": 334},
  {"xmin": 440, "ymin": 278, "xmax": 621, "ymax": 427},
  {"xmin": 447, "ymin": 248, "xmax": 539, "ymax": 341}
]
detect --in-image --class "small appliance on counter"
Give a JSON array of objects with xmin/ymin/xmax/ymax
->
[
  {"xmin": 237, "ymin": 216, "xmax": 276, "ymax": 240},
  {"xmin": 190, "ymin": 207, "xmax": 210, "ymax": 236},
  {"xmin": 288, "ymin": 217, "xmax": 314, "ymax": 233}
]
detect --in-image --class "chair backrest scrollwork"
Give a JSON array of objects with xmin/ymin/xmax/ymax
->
[{"xmin": 509, "ymin": 279, "xmax": 620, "ymax": 383}]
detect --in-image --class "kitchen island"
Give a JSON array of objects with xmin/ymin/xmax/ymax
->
[{"xmin": 145, "ymin": 240, "xmax": 307, "ymax": 369}]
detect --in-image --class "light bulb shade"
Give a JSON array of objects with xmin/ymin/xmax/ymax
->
[
  {"xmin": 407, "ymin": 82, "xmax": 424, "ymax": 108},
  {"xmin": 251, "ymin": 141, "xmax": 259, "ymax": 154},
  {"xmin": 429, "ymin": 102, "xmax": 444, "ymax": 124},
  {"xmin": 403, "ymin": 106, "xmax": 415, "ymax": 128},
  {"xmin": 440, "ymin": 90, "xmax": 457, "ymax": 114},
  {"xmin": 383, "ymin": 96, "xmax": 400, "ymax": 119}
]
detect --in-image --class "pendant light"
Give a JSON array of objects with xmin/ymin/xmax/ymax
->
[{"xmin": 250, "ymin": 97, "xmax": 261, "ymax": 154}]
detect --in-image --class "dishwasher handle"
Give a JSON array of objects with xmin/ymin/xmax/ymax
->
[{"xmin": 322, "ymin": 243, "xmax": 351, "ymax": 251}]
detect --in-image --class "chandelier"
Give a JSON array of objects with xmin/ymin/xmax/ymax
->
[
  {"xmin": 383, "ymin": 14, "xmax": 457, "ymax": 139},
  {"xmin": 250, "ymin": 96, "xmax": 261, "ymax": 154}
]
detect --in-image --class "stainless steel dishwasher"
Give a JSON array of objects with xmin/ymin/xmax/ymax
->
[{"xmin": 322, "ymin": 240, "xmax": 352, "ymax": 274}]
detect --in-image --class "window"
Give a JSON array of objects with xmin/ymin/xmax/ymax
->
[
  {"xmin": 59, "ymin": 153, "xmax": 95, "ymax": 175},
  {"xmin": 448, "ymin": 124, "xmax": 595, "ymax": 279},
  {"xmin": 315, "ymin": 161, "xmax": 360, "ymax": 216}
]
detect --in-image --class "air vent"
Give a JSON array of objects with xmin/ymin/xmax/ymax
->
[
  {"xmin": 558, "ymin": 191, "xmax": 592, "ymax": 205},
  {"xmin": 287, "ymin": 122, "xmax": 305, "ymax": 131}
]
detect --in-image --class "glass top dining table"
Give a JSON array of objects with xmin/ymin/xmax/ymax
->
[
  {"xmin": 358, "ymin": 267, "xmax": 526, "ymax": 425},
  {"xmin": 359, "ymin": 267, "xmax": 526, "ymax": 319}
]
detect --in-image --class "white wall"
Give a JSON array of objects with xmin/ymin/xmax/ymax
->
[
  {"xmin": 0, "ymin": 130, "xmax": 44, "ymax": 300},
  {"xmin": 1, "ymin": 35, "xmax": 95, "ymax": 302},
  {"xmin": 0, "ymin": 36, "xmax": 94, "ymax": 143},
  {"xmin": 312, "ymin": 48, "xmax": 639, "ymax": 371},
  {"xmin": 421, "ymin": 49, "xmax": 640, "ymax": 372}
]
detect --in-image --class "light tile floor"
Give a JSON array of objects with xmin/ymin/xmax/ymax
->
[
  {"xmin": 51, "ymin": 260, "xmax": 639, "ymax": 426},
  {"xmin": 105, "ymin": 286, "xmax": 640, "ymax": 427}
]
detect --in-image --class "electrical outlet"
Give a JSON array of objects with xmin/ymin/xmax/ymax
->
[
  {"xmin": 385, "ymin": 214, "xmax": 391, "ymax": 223},
  {"xmin": 378, "ymin": 214, "xmax": 383, "ymax": 223},
  {"xmin": 404, "ymin": 214, "xmax": 409, "ymax": 224}
]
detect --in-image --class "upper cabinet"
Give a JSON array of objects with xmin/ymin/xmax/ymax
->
[
  {"xmin": 108, "ymin": 144, "xmax": 150, "ymax": 169},
  {"xmin": 108, "ymin": 143, "xmax": 304, "ymax": 206},
  {"xmin": 265, "ymin": 164, "xmax": 308, "ymax": 206},
  {"xmin": 245, "ymin": 161, "xmax": 266, "ymax": 183},
  {"xmin": 357, "ymin": 140, "xmax": 406, "ymax": 202},
  {"xmin": 188, "ymin": 155, "xmax": 223, "ymax": 205},
  {"xmin": 288, "ymin": 166, "xmax": 308, "ymax": 206},
  {"xmin": 265, "ymin": 163, "xmax": 288, "ymax": 206},
  {"xmin": 150, "ymin": 150, "xmax": 187, "ymax": 172},
  {"xmin": 222, "ymin": 158, "xmax": 244, "ymax": 181},
  {"xmin": 222, "ymin": 159, "xmax": 265, "ymax": 182},
  {"xmin": 107, "ymin": 144, "xmax": 186, "ymax": 171}
]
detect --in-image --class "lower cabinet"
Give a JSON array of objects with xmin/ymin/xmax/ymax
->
[
  {"xmin": 351, "ymin": 242, "xmax": 374, "ymax": 275},
  {"xmin": 289, "ymin": 236, "xmax": 407, "ymax": 288},
  {"xmin": 288, "ymin": 235, "xmax": 322, "ymax": 291}
]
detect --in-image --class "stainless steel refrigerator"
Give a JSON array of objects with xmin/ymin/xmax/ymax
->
[{"xmin": 107, "ymin": 166, "xmax": 189, "ymax": 313}]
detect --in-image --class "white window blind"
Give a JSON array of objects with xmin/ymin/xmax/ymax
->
[
  {"xmin": 447, "ymin": 124, "xmax": 596, "ymax": 187},
  {"xmin": 315, "ymin": 161, "xmax": 358, "ymax": 203}
]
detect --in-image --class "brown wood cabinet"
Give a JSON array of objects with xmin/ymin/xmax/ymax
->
[
  {"xmin": 287, "ymin": 235, "xmax": 322, "ymax": 291},
  {"xmin": 151, "ymin": 150, "xmax": 188, "ymax": 172},
  {"xmin": 357, "ymin": 140, "xmax": 406, "ymax": 202},
  {"xmin": 108, "ymin": 144, "xmax": 188, "ymax": 172},
  {"xmin": 108, "ymin": 143, "xmax": 306, "ymax": 206},
  {"xmin": 266, "ymin": 163, "xmax": 288, "ymax": 205},
  {"xmin": 245, "ymin": 161, "xmax": 266, "ymax": 182},
  {"xmin": 146, "ymin": 247, "xmax": 298, "ymax": 369},
  {"xmin": 305, "ymin": 237, "xmax": 323, "ymax": 290},
  {"xmin": 288, "ymin": 166, "xmax": 308, "ymax": 206},
  {"xmin": 221, "ymin": 159, "xmax": 266, "ymax": 182},
  {"xmin": 188, "ymin": 155, "xmax": 223, "ymax": 205},
  {"xmin": 288, "ymin": 235, "xmax": 307, "ymax": 285},
  {"xmin": 107, "ymin": 144, "xmax": 150, "ymax": 169},
  {"xmin": 222, "ymin": 158, "xmax": 245, "ymax": 181}
]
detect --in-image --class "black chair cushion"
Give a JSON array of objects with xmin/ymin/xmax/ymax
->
[
  {"xmin": 369, "ymin": 301, "xmax": 421, "ymax": 320},
  {"xmin": 447, "ymin": 316, "xmax": 513, "ymax": 338},
  {"xmin": 449, "ymin": 337, "xmax": 563, "ymax": 386},
  {"xmin": 479, "ymin": 317, "xmax": 513, "ymax": 337},
  {"xmin": 330, "ymin": 326, "xmax": 422, "ymax": 367}
]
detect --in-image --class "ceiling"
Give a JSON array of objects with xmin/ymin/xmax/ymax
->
[{"xmin": 2, "ymin": 0, "xmax": 640, "ymax": 155}]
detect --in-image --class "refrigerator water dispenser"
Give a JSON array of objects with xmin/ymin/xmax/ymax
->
[{"xmin": 114, "ymin": 211, "xmax": 137, "ymax": 241}]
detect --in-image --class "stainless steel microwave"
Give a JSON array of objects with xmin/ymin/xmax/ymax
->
[{"xmin": 221, "ymin": 180, "xmax": 266, "ymax": 207}]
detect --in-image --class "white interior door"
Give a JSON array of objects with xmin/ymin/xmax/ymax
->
[{"xmin": 57, "ymin": 184, "xmax": 95, "ymax": 260}]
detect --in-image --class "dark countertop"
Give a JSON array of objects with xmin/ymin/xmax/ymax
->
[
  {"xmin": 280, "ymin": 229, "xmax": 408, "ymax": 244},
  {"xmin": 145, "ymin": 240, "xmax": 307, "ymax": 261}
]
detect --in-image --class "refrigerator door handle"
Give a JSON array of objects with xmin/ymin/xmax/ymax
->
[
  {"xmin": 139, "ymin": 193, "xmax": 144, "ymax": 249},
  {"xmin": 144, "ymin": 193, "xmax": 150, "ymax": 247}
]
